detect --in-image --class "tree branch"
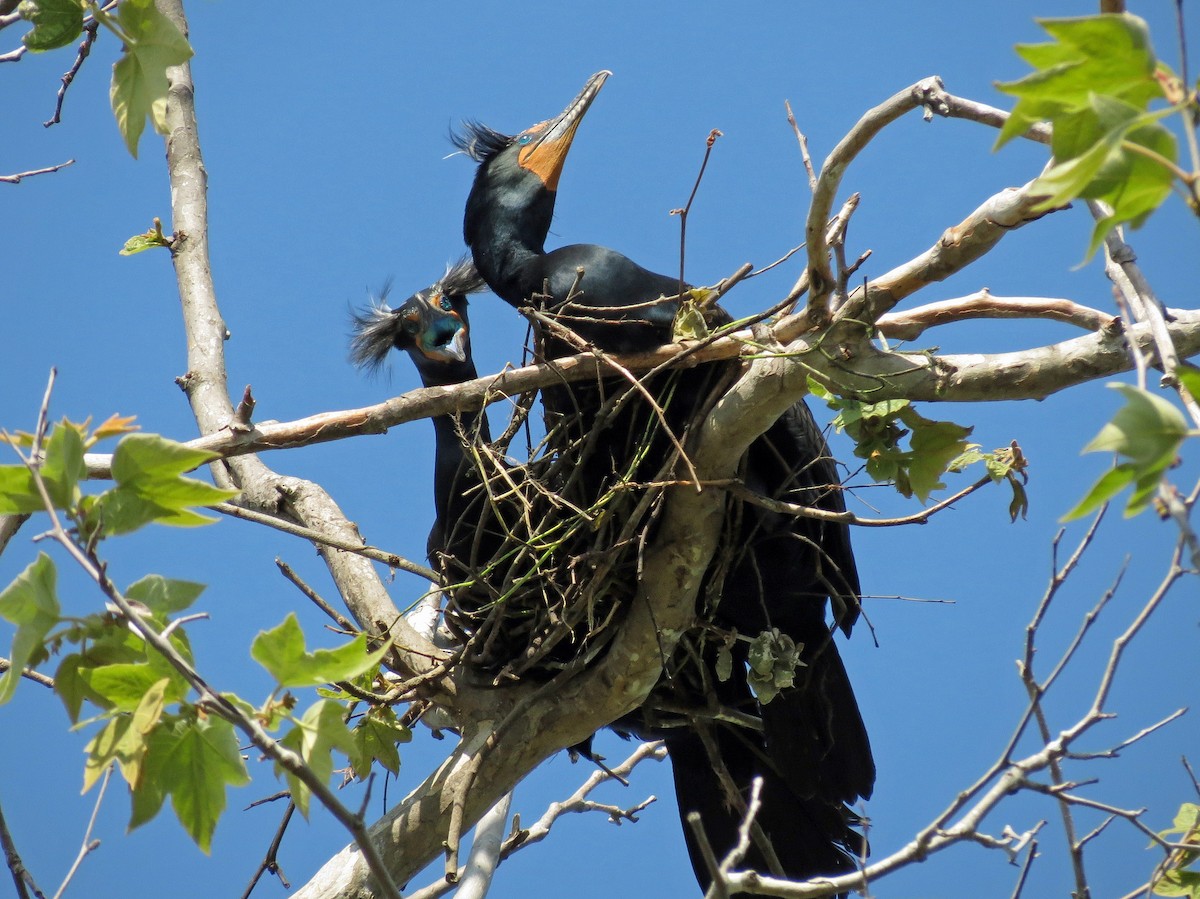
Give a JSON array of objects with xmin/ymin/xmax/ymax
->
[{"xmin": 155, "ymin": 0, "xmax": 439, "ymax": 680}]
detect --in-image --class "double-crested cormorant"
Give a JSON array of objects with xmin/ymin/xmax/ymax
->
[
  {"xmin": 453, "ymin": 71, "xmax": 874, "ymax": 890},
  {"xmin": 350, "ymin": 259, "xmax": 491, "ymax": 566}
]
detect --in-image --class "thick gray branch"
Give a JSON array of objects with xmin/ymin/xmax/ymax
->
[{"xmin": 156, "ymin": 0, "xmax": 435, "ymax": 671}]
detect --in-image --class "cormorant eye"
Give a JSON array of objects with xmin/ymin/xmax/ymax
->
[
  {"xmin": 516, "ymin": 134, "xmax": 533, "ymax": 146},
  {"xmin": 438, "ymin": 297, "xmax": 454, "ymax": 312}
]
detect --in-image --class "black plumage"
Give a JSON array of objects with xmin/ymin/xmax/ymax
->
[
  {"xmin": 453, "ymin": 71, "xmax": 874, "ymax": 891},
  {"xmin": 350, "ymin": 259, "xmax": 492, "ymax": 565},
  {"xmin": 350, "ymin": 262, "xmax": 637, "ymax": 674}
]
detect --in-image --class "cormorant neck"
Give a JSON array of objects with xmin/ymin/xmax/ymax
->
[
  {"xmin": 417, "ymin": 360, "xmax": 492, "ymax": 527},
  {"xmin": 463, "ymin": 169, "xmax": 556, "ymax": 307}
]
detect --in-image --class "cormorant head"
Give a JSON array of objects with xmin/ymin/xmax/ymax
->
[
  {"xmin": 454, "ymin": 71, "xmax": 609, "ymax": 257},
  {"xmin": 350, "ymin": 257, "xmax": 487, "ymax": 384}
]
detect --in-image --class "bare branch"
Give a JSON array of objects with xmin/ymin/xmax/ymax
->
[
  {"xmin": 215, "ymin": 501, "xmax": 438, "ymax": 582},
  {"xmin": 784, "ymin": 99, "xmax": 817, "ymax": 191},
  {"xmin": 0, "ymin": 658, "xmax": 54, "ymax": 689},
  {"xmin": 76, "ymin": 303, "xmax": 1200, "ymax": 483},
  {"xmin": 806, "ymin": 77, "xmax": 950, "ymax": 319},
  {"xmin": 0, "ymin": 160, "xmax": 75, "ymax": 183},
  {"xmin": 50, "ymin": 765, "xmax": 110, "ymax": 899},
  {"xmin": 452, "ymin": 792, "xmax": 512, "ymax": 899},
  {"xmin": 0, "ymin": 792, "xmax": 43, "ymax": 899},
  {"xmin": 154, "ymin": 0, "xmax": 438, "ymax": 679},
  {"xmin": 877, "ymin": 291, "xmax": 1120, "ymax": 341},
  {"xmin": 240, "ymin": 802, "xmax": 295, "ymax": 898},
  {"xmin": 43, "ymin": 20, "xmax": 99, "ymax": 128}
]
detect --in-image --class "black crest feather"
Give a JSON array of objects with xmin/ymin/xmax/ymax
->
[
  {"xmin": 441, "ymin": 256, "xmax": 487, "ymax": 297},
  {"xmin": 450, "ymin": 121, "xmax": 513, "ymax": 163},
  {"xmin": 349, "ymin": 279, "xmax": 402, "ymax": 374},
  {"xmin": 348, "ymin": 259, "xmax": 486, "ymax": 374}
]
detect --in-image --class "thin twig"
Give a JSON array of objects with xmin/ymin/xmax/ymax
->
[
  {"xmin": 275, "ymin": 559, "xmax": 358, "ymax": 633},
  {"xmin": 784, "ymin": 99, "xmax": 818, "ymax": 191},
  {"xmin": 0, "ymin": 792, "xmax": 43, "ymax": 899},
  {"xmin": 726, "ymin": 474, "xmax": 994, "ymax": 527},
  {"xmin": 405, "ymin": 742, "xmax": 666, "ymax": 899},
  {"xmin": 216, "ymin": 502, "xmax": 438, "ymax": 582},
  {"xmin": 0, "ymin": 160, "xmax": 75, "ymax": 184},
  {"xmin": 50, "ymin": 765, "xmax": 110, "ymax": 899},
  {"xmin": 672, "ymin": 128, "xmax": 723, "ymax": 299},
  {"xmin": 240, "ymin": 801, "xmax": 295, "ymax": 898},
  {"xmin": 43, "ymin": 20, "xmax": 99, "ymax": 127},
  {"xmin": 0, "ymin": 659, "xmax": 54, "ymax": 689}
]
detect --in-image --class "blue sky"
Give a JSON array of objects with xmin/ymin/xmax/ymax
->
[{"xmin": 3, "ymin": 2, "xmax": 1198, "ymax": 897}]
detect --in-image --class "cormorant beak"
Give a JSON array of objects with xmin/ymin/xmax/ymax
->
[
  {"xmin": 518, "ymin": 70, "xmax": 610, "ymax": 191},
  {"xmin": 424, "ymin": 327, "xmax": 467, "ymax": 364}
]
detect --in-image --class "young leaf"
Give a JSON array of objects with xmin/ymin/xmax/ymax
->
[
  {"xmin": 90, "ymin": 413, "xmax": 140, "ymax": 444},
  {"xmin": 1064, "ymin": 383, "xmax": 1189, "ymax": 520},
  {"xmin": 80, "ymin": 662, "xmax": 188, "ymax": 712},
  {"xmin": 0, "ymin": 420, "xmax": 86, "ymax": 514},
  {"xmin": 1083, "ymin": 383, "xmax": 1188, "ymax": 468},
  {"xmin": 350, "ymin": 709, "xmax": 411, "ymax": 778},
  {"xmin": 279, "ymin": 699, "xmax": 358, "ymax": 817},
  {"xmin": 82, "ymin": 677, "xmax": 168, "ymax": 792},
  {"xmin": 904, "ymin": 414, "xmax": 974, "ymax": 503},
  {"xmin": 19, "ymin": 0, "xmax": 84, "ymax": 52},
  {"xmin": 119, "ymin": 230, "xmax": 172, "ymax": 256},
  {"xmin": 109, "ymin": 0, "xmax": 194, "ymax": 157},
  {"xmin": 0, "ymin": 553, "xmax": 60, "ymax": 704},
  {"xmin": 87, "ymin": 434, "xmax": 237, "ymax": 537},
  {"xmin": 252, "ymin": 613, "xmax": 391, "ymax": 689},
  {"xmin": 125, "ymin": 575, "xmax": 205, "ymax": 618},
  {"xmin": 996, "ymin": 13, "xmax": 1163, "ymax": 148},
  {"xmin": 154, "ymin": 715, "xmax": 249, "ymax": 852}
]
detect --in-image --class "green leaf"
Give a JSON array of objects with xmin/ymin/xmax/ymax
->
[
  {"xmin": 55, "ymin": 624, "xmax": 150, "ymax": 721},
  {"xmin": 81, "ymin": 662, "xmax": 190, "ymax": 713},
  {"xmin": 110, "ymin": 433, "xmax": 215, "ymax": 485},
  {"xmin": 746, "ymin": 629, "xmax": 803, "ymax": 706},
  {"xmin": 1065, "ymin": 383, "xmax": 1188, "ymax": 519},
  {"xmin": 996, "ymin": 14, "xmax": 1179, "ymax": 258},
  {"xmin": 19, "ymin": 0, "xmax": 84, "ymax": 52},
  {"xmin": 279, "ymin": 700, "xmax": 357, "ymax": 817},
  {"xmin": 996, "ymin": 13, "xmax": 1163, "ymax": 148},
  {"xmin": 1030, "ymin": 96, "xmax": 1177, "ymax": 259},
  {"xmin": 119, "ymin": 233, "xmax": 168, "ymax": 256},
  {"xmin": 1178, "ymin": 365, "xmax": 1200, "ymax": 405},
  {"xmin": 350, "ymin": 709, "xmax": 410, "ymax": 778},
  {"xmin": 152, "ymin": 715, "xmax": 248, "ymax": 852},
  {"xmin": 0, "ymin": 465, "xmax": 45, "ymax": 514},
  {"xmin": 1169, "ymin": 802, "xmax": 1200, "ymax": 836},
  {"xmin": 252, "ymin": 613, "xmax": 391, "ymax": 690},
  {"xmin": 109, "ymin": 0, "xmax": 194, "ymax": 158},
  {"xmin": 83, "ymin": 677, "xmax": 168, "ymax": 792},
  {"xmin": 1153, "ymin": 870, "xmax": 1200, "ymax": 898},
  {"xmin": 125, "ymin": 575, "xmax": 205, "ymax": 617},
  {"xmin": 0, "ymin": 553, "xmax": 60, "ymax": 704},
  {"xmin": 1083, "ymin": 384, "xmax": 1188, "ymax": 468},
  {"xmin": 1153, "ymin": 802, "xmax": 1200, "ymax": 896},
  {"xmin": 1063, "ymin": 464, "xmax": 1135, "ymax": 521},
  {"xmin": 0, "ymin": 420, "xmax": 87, "ymax": 514},
  {"xmin": 42, "ymin": 421, "xmax": 87, "ymax": 509},
  {"xmin": 904, "ymin": 415, "xmax": 974, "ymax": 503},
  {"xmin": 87, "ymin": 434, "xmax": 237, "ymax": 537}
]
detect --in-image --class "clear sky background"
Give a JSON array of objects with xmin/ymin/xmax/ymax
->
[{"xmin": 2, "ymin": 2, "xmax": 1198, "ymax": 897}]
